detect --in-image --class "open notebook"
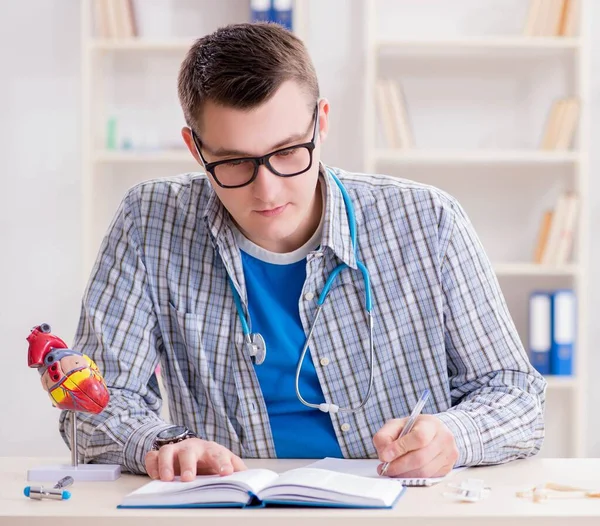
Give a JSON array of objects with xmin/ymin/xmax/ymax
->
[
  {"xmin": 118, "ymin": 465, "xmax": 406, "ymax": 509},
  {"xmin": 308, "ymin": 457, "xmax": 466, "ymax": 487}
]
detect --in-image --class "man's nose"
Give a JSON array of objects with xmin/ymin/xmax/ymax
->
[{"xmin": 252, "ymin": 164, "xmax": 282, "ymax": 203}]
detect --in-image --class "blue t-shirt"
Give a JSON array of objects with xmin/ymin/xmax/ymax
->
[{"xmin": 240, "ymin": 249, "xmax": 343, "ymax": 458}]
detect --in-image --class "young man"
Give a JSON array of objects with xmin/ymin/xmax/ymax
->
[{"xmin": 60, "ymin": 23, "xmax": 546, "ymax": 482}]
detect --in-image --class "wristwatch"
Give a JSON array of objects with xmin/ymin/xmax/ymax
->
[{"xmin": 152, "ymin": 425, "xmax": 198, "ymax": 451}]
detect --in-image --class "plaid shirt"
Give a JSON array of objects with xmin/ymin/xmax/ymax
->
[{"xmin": 60, "ymin": 164, "xmax": 546, "ymax": 474}]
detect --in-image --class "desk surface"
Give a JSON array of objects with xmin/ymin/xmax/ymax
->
[{"xmin": 1, "ymin": 457, "xmax": 600, "ymax": 526}]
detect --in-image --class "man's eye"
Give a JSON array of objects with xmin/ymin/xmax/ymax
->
[
  {"xmin": 224, "ymin": 159, "xmax": 247, "ymax": 167},
  {"xmin": 275, "ymin": 148, "xmax": 298, "ymax": 158}
]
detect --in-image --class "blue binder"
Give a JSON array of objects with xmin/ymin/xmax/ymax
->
[
  {"xmin": 550, "ymin": 289, "xmax": 576, "ymax": 376},
  {"xmin": 528, "ymin": 291, "xmax": 551, "ymax": 375},
  {"xmin": 251, "ymin": 0, "xmax": 272, "ymax": 23},
  {"xmin": 272, "ymin": 0, "xmax": 293, "ymax": 30}
]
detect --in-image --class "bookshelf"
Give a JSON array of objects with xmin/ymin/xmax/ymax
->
[
  {"xmin": 80, "ymin": 0, "xmax": 308, "ymax": 276},
  {"xmin": 363, "ymin": 0, "xmax": 589, "ymax": 457}
]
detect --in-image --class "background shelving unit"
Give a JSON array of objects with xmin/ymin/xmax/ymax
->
[
  {"xmin": 80, "ymin": 0, "xmax": 308, "ymax": 277},
  {"xmin": 81, "ymin": 0, "xmax": 308, "ymax": 425},
  {"xmin": 363, "ymin": 0, "xmax": 589, "ymax": 457}
]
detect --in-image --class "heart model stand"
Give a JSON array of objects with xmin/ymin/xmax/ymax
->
[{"xmin": 25, "ymin": 323, "xmax": 121, "ymax": 482}]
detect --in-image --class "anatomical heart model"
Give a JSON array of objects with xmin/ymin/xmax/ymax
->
[
  {"xmin": 27, "ymin": 323, "xmax": 109, "ymax": 413},
  {"xmin": 25, "ymin": 323, "xmax": 120, "ymax": 481}
]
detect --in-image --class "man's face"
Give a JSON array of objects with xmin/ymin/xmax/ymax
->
[{"xmin": 183, "ymin": 81, "xmax": 329, "ymax": 253}]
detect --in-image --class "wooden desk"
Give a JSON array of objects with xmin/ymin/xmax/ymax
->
[{"xmin": 1, "ymin": 457, "xmax": 600, "ymax": 525}]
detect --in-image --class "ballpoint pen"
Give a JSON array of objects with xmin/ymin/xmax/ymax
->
[{"xmin": 380, "ymin": 389, "xmax": 430, "ymax": 477}]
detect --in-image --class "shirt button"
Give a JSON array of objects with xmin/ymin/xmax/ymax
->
[
  {"xmin": 341, "ymin": 423, "xmax": 351, "ymax": 432},
  {"xmin": 304, "ymin": 292, "xmax": 315, "ymax": 301},
  {"xmin": 319, "ymin": 357, "xmax": 330, "ymax": 366}
]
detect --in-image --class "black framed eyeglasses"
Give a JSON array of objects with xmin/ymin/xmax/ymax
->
[{"xmin": 191, "ymin": 104, "xmax": 319, "ymax": 189}]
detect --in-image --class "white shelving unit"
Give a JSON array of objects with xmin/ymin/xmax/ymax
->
[
  {"xmin": 363, "ymin": 1, "xmax": 589, "ymax": 457},
  {"xmin": 80, "ymin": 1, "xmax": 308, "ymax": 276}
]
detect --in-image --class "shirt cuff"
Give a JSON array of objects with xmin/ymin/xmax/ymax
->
[
  {"xmin": 122, "ymin": 420, "xmax": 174, "ymax": 474},
  {"xmin": 434, "ymin": 409, "xmax": 484, "ymax": 467}
]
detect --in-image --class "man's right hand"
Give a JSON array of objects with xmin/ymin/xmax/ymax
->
[{"xmin": 145, "ymin": 438, "xmax": 247, "ymax": 482}]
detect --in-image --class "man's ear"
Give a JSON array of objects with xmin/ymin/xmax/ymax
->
[
  {"xmin": 317, "ymin": 98, "xmax": 330, "ymax": 143},
  {"xmin": 181, "ymin": 127, "xmax": 202, "ymax": 165}
]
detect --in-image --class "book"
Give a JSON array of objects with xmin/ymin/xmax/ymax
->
[
  {"xmin": 550, "ymin": 289, "xmax": 576, "ymax": 375},
  {"xmin": 95, "ymin": 0, "xmax": 137, "ymax": 38},
  {"xmin": 375, "ymin": 79, "xmax": 400, "ymax": 148},
  {"xmin": 529, "ymin": 291, "xmax": 552, "ymax": 375},
  {"xmin": 524, "ymin": 0, "xmax": 567, "ymax": 36},
  {"xmin": 118, "ymin": 465, "xmax": 406, "ymax": 509},
  {"xmin": 307, "ymin": 457, "xmax": 465, "ymax": 487},
  {"xmin": 387, "ymin": 80, "xmax": 415, "ymax": 149},
  {"xmin": 554, "ymin": 193, "xmax": 579, "ymax": 265},
  {"xmin": 541, "ymin": 193, "xmax": 569, "ymax": 265},
  {"xmin": 541, "ymin": 97, "xmax": 579, "ymax": 150},
  {"xmin": 523, "ymin": 0, "xmax": 543, "ymax": 36},
  {"xmin": 554, "ymin": 99, "xmax": 579, "ymax": 150},
  {"xmin": 533, "ymin": 210, "xmax": 554, "ymax": 264},
  {"xmin": 559, "ymin": 0, "xmax": 579, "ymax": 36}
]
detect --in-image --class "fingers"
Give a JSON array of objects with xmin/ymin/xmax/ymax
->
[
  {"xmin": 379, "ymin": 419, "xmax": 436, "ymax": 463},
  {"xmin": 374, "ymin": 416, "xmax": 460, "ymax": 479},
  {"xmin": 378, "ymin": 442, "xmax": 438, "ymax": 478},
  {"xmin": 231, "ymin": 454, "xmax": 248, "ymax": 472},
  {"xmin": 373, "ymin": 417, "xmax": 406, "ymax": 454},
  {"xmin": 157, "ymin": 444, "xmax": 178, "ymax": 481},
  {"xmin": 145, "ymin": 450, "xmax": 159, "ymax": 479},
  {"xmin": 144, "ymin": 438, "xmax": 248, "ymax": 481},
  {"xmin": 390, "ymin": 451, "xmax": 453, "ymax": 480},
  {"xmin": 198, "ymin": 441, "xmax": 235, "ymax": 476},
  {"xmin": 177, "ymin": 442, "xmax": 198, "ymax": 482}
]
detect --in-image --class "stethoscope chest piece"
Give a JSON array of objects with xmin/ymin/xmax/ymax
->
[{"xmin": 247, "ymin": 333, "xmax": 267, "ymax": 365}]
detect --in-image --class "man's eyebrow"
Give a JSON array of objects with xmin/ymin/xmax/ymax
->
[{"xmin": 202, "ymin": 115, "xmax": 314, "ymax": 158}]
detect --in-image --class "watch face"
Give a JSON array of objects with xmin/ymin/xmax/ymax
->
[{"xmin": 157, "ymin": 426, "xmax": 188, "ymax": 441}]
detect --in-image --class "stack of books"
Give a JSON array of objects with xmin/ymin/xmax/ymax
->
[
  {"xmin": 94, "ymin": 0, "xmax": 137, "ymax": 39},
  {"xmin": 374, "ymin": 79, "xmax": 415, "ymax": 150},
  {"xmin": 523, "ymin": 0, "xmax": 579, "ymax": 37},
  {"xmin": 533, "ymin": 192, "xmax": 579, "ymax": 266}
]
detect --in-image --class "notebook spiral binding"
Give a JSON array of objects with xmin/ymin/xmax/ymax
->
[{"xmin": 401, "ymin": 479, "xmax": 430, "ymax": 487}]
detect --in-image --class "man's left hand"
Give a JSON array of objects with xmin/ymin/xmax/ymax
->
[{"xmin": 373, "ymin": 415, "xmax": 459, "ymax": 478}]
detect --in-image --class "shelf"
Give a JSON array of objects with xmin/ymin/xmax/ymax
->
[
  {"xmin": 545, "ymin": 376, "xmax": 578, "ymax": 390},
  {"xmin": 493, "ymin": 263, "xmax": 578, "ymax": 277},
  {"xmin": 89, "ymin": 39, "xmax": 195, "ymax": 51},
  {"xmin": 94, "ymin": 150, "xmax": 196, "ymax": 163},
  {"xmin": 374, "ymin": 149, "xmax": 580, "ymax": 165},
  {"xmin": 377, "ymin": 37, "xmax": 580, "ymax": 52}
]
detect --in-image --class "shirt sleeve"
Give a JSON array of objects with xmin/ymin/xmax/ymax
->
[
  {"xmin": 59, "ymin": 188, "xmax": 172, "ymax": 474},
  {"xmin": 434, "ymin": 198, "xmax": 547, "ymax": 467}
]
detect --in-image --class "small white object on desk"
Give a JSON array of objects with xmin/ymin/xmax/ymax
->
[{"xmin": 443, "ymin": 479, "xmax": 490, "ymax": 503}]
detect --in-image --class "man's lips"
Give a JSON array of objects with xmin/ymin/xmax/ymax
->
[{"xmin": 255, "ymin": 204, "xmax": 288, "ymax": 217}]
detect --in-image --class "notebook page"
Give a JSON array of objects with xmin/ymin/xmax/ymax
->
[
  {"xmin": 307, "ymin": 458, "xmax": 464, "ymax": 486},
  {"xmin": 258, "ymin": 468, "xmax": 403, "ymax": 507}
]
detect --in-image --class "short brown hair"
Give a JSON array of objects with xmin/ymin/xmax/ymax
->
[{"xmin": 178, "ymin": 23, "xmax": 319, "ymax": 131}]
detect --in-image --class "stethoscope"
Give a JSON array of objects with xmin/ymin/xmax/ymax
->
[{"xmin": 228, "ymin": 168, "xmax": 374, "ymax": 415}]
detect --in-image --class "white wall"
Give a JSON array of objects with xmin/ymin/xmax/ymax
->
[{"xmin": 0, "ymin": 0, "xmax": 598, "ymax": 458}]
